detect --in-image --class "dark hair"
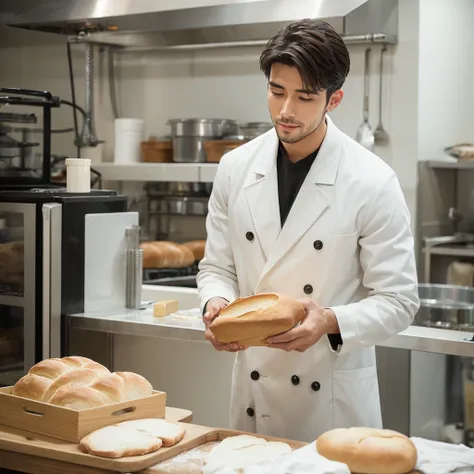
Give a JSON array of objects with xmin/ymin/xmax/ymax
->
[{"xmin": 259, "ymin": 19, "xmax": 351, "ymax": 98}]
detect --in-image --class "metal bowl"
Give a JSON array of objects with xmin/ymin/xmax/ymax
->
[{"xmin": 415, "ymin": 283, "xmax": 474, "ymax": 330}]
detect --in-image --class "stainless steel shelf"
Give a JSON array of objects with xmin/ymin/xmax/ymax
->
[
  {"xmin": 427, "ymin": 160, "xmax": 474, "ymax": 170},
  {"xmin": 0, "ymin": 295, "xmax": 24, "ymax": 307},
  {"xmin": 423, "ymin": 246, "xmax": 474, "ymax": 258}
]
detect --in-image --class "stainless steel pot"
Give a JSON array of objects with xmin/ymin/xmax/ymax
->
[
  {"xmin": 238, "ymin": 122, "xmax": 273, "ymax": 140},
  {"xmin": 167, "ymin": 118, "xmax": 236, "ymax": 137},
  {"xmin": 415, "ymin": 283, "xmax": 474, "ymax": 330},
  {"xmin": 168, "ymin": 118, "xmax": 238, "ymax": 162},
  {"xmin": 151, "ymin": 196, "xmax": 208, "ymax": 216}
]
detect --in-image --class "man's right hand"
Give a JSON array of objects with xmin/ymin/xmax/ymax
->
[{"xmin": 203, "ymin": 297, "xmax": 246, "ymax": 352}]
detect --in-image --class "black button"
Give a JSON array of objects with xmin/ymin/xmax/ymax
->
[
  {"xmin": 250, "ymin": 370, "xmax": 260, "ymax": 381},
  {"xmin": 313, "ymin": 240, "xmax": 323, "ymax": 250},
  {"xmin": 291, "ymin": 375, "xmax": 300, "ymax": 386},
  {"xmin": 304, "ymin": 284, "xmax": 313, "ymax": 295},
  {"xmin": 246, "ymin": 231, "xmax": 254, "ymax": 241},
  {"xmin": 311, "ymin": 381, "xmax": 321, "ymax": 392},
  {"xmin": 246, "ymin": 407, "xmax": 255, "ymax": 417}
]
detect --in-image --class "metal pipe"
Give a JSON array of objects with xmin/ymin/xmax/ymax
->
[{"xmin": 71, "ymin": 33, "xmax": 397, "ymax": 51}]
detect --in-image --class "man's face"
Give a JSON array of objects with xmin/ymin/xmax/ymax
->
[{"xmin": 267, "ymin": 63, "xmax": 342, "ymax": 144}]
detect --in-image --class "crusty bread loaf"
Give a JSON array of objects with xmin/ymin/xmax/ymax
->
[
  {"xmin": 11, "ymin": 356, "xmax": 153, "ymax": 409},
  {"xmin": 182, "ymin": 240, "xmax": 206, "ymax": 261},
  {"xmin": 209, "ymin": 293, "xmax": 305, "ymax": 346},
  {"xmin": 79, "ymin": 425, "xmax": 163, "ymax": 458},
  {"xmin": 140, "ymin": 241, "xmax": 195, "ymax": 268},
  {"xmin": 316, "ymin": 427, "xmax": 417, "ymax": 474}
]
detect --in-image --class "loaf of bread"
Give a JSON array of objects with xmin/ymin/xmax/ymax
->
[
  {"xmin": 11, "ymin": 356, "xmax": 153, "ymax": 409},
  {"xmin": 316, "ymin": 427, "xmax": 417, "ymax": 474},
  {"xmin": 140, "ymin": 241, "xmax": 195, "ymax": 268},
  {"xmin": 209, "ymin": 293, "xmax": 305, "ymax": 346},
  {"xmin": 182, "ymin": 239, "xmax": 206, "ymax": 261},
  {"xmin": 79, "ymin": 418, "xmax": 186, "ymax": 458}
]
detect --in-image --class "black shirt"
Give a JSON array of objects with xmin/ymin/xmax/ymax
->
[
  {"xmin": 277, "ymin": 143, "xmax": 318, "ymax": 227},
  {"xmin": 276, "ymin": 142, "xmax": 343, "ymax": 350}
]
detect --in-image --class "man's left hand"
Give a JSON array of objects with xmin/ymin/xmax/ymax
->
[{"xmin": 265, "ymin": 298, "xmax": 340, "ymax": 352}]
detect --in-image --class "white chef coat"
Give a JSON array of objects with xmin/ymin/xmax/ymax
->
[{"xmin": 197, "ymin": 115, "xmax": 420, "ymax": 442}]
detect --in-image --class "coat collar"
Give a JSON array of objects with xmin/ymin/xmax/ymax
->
[
  {"xmin": 250, "ymin": 115, "xmax": 342, "ymax": 184},
  {"xmin": 244, "ymin": 115, "xmax": 343, "ymax": 281}
]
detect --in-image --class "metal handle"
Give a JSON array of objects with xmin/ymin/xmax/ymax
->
[
  {"xmin": 378, "ymin": 45, "xmax": 387, "ymax": 122},
  {"xmin": 126, "ymin": 249, "xmax": 143, "ymax": 309},
  {"xmin": 363, "ymin": 48, "xmax": 371, "ymax": 122}
]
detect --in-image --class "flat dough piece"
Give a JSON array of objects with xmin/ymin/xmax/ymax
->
[
  {"xmin": 204, "ymin": 435, "xmax": 292, "ymax": 471},
  {"xmin": 80, "ymin": 425, "xmax": 162, "ymax": 458},
  {"xmin": 116, "ymin": 418, "xmax": 186, "ymax": 447}
]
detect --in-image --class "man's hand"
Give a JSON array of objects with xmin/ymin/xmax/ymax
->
[
  {"xmin": 203, "ymin": 297, "xmax": 246, "ymax": 352},
  {"xmin": 265, "ymin": 298, "xmax": 340, "ymax": 352}
]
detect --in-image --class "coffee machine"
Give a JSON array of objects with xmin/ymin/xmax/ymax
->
[{"xmin": 0, "ymin": 88, "xmax": 135, "ymax": 386}]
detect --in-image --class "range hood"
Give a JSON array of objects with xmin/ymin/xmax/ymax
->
[{"xmin": 5, "ymin": 0, "xmax": 398, "ymax": 49}]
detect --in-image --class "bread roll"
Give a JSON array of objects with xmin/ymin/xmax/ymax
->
[
  {"xmin": 48, "ymin": 384, "xmax": 110, "ymax": 409},
  {"xmin": 316, "ymin": 427, "xmax": 417, "ymax": 474},
  {"xmin": 115, "ymin": 371, "xmax": 154, "ymax": 401},
  {"xmin": 11, "ymin": 356, "xmax": 154, "ymax": 410},
  {"xmin": 182, "ymin": 240, "xmax": 206, "ymax": 261},
  {"xmin": 140, "ymin": 242, "xmax": 164, "ymax": 268},
  {"xmin": 209, "ymin": 293, "xmax": 305, "ymax": 346},
  {"xmin": 42, "ymin": 368, "xmax": 101, "ymax": 402},
  {"xmin": 151, "ymin": 241, "xmax": 195, "ymax": 268},
  {"xmin": 79, "ymin": 425, "xmax": 163, "ymax": 458}
]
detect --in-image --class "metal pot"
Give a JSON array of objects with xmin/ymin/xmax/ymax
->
[
  {"xmin": 415, "ymin": 283, "xmax": 474, "ymax": 330},
  {"xmin": 238, "ymin": 122, "xmax": 273, "ymax": 140},
  {"xmin": 167, "ymin": 118, "xmax": 238, "ymax": 163},
  {"xmin": 151, "ymin": 196, "xmax": 208, "ymax": 216},
  {"xmin": 167, "ymin": 118, "xmax": 236, "ymax": 137}
]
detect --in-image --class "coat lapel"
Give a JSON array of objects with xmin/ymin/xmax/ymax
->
[
  {"xmin": 244, "ymin": 130, "xmax": 281, "ymax": 260},
  {"xmin": 259, "ymin": 116, "xmax": 343, "ymax": 280}
]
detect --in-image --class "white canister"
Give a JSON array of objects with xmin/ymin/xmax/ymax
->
[
  {"xmin": 66, "ymin": 158, "xmax": 91, "ymax": 193},
  {"xmin": 114, "ymin": 118, "xmax": 145, "ymax": 164}
]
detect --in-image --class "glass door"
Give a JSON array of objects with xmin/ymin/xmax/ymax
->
[{"xmin": 0, "ymin": 202, "xmax": 36, "ymax": 386}]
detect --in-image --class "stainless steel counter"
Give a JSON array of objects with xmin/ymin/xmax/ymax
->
[{"xmin": 67, "ymin": 306, "xmax": 474, "ymax": 357}]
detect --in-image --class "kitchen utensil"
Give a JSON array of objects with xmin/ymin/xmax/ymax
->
[
  {"xmin": 374, "ymin": 46, "xmax": 389, "ymax": 145},
  {"xmin": 356, "ymin": 48, "xmax": 374, "ymax": 151},
  {"xmin": 414, "ymin": 283, "xmax": 474, "ymax": 331},
  {"xmin": 238, "ymin": 122, "xmax": 273, "ymax": 140},
  {"xmin": 168, "ymin": 119, "xmax": 238, "ymax": 162}
]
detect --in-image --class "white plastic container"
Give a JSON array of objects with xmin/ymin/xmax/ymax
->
[
  {"xmin": 114, "ymin": 118, "xmax": 145, "ymax": 164},
  {"xmin": 66, "ymin": 158, "xmax": 91, "ymax": 193}
]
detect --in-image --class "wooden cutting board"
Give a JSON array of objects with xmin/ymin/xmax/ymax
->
[{"xmin": 0, "ymin": 406, "xmax": 194, "ymax": 474}]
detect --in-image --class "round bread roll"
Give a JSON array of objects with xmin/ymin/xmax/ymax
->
[
  {"xmin": 115, "ymin": 371, "xmax": 154, "ymax": 401},
  {"xmin": 11, "ymin": 373, "xmax": 52, "ymax": 401},
  {"xmin": 182, "ymin": 240, "xmax": 206, "ymax": 261},
  {"xmin": 316, "ymin": 427, "xmax": 417, "ymax": 474},
  {"xmin": 49, "ymin": 384, "xmax": 110, "ymax": 409},
  {"xmin": 209, "ymin": 292, "xmax": 305, "ymax": 346},
  {"xmin": 140, "ymin": 242, "xmax": 164, "ymax": 269}
]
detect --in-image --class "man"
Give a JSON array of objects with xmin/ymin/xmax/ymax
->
[{"xmin": 196, "ymin": 19, "xmax": 419, "ymax": 443}]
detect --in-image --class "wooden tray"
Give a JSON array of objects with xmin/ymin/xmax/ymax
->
[
  {"xmin": 143, "ymin": 427, "xmax": 307, "ymax": 473},
  {"xmin": 0, "ymin": 386, "xmax": 166, "ymax": 443},
  {"xmin": 0, "ymin": 421, "xmax": 304, "ymax": 474}
]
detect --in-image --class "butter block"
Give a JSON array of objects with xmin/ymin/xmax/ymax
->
[{"xmin": 153, "ymin": 300, "xmax": 179, "ymax": 317}]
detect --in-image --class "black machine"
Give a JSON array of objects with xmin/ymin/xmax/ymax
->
[{"xmin": 0, "ymin": 88, "xmax": 128, "ymax": 386}]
